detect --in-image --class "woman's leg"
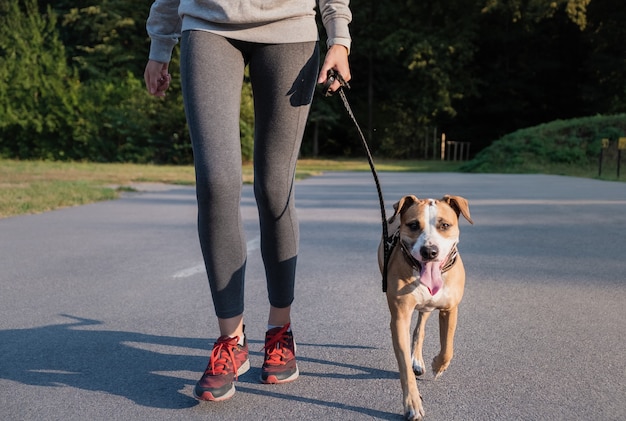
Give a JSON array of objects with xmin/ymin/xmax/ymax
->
[
  {"xmin": 180, "ymin": 30, "xmax": 248, "ymax": 337},
  {"xmin": 248, "ymin": 42, "xmax": 320, "ymax": 322}
]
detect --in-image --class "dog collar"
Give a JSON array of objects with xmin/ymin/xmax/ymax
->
[{"xmin": 441, "ymin": 247, "xmax": 459, "ymax": 273}]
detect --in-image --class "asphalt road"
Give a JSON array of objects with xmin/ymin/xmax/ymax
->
[{"xmin": 1, "ymin": 172, "xmax": 625, "ymax": 421}]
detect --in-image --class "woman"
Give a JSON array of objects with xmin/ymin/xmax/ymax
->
[{"xmin": 144, "ymin": 0, "xmax": 351, "ymax": 402}]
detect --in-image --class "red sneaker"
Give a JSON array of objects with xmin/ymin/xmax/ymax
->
[
  {"xmin": 260, "ymin": 323, "xmax": 299, "ymax": 384},
  {"xmin": 193, "ymin": 334, "xmax": 250, "ymax": 401}
]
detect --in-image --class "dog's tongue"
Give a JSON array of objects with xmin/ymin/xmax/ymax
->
[{"xmin": 420, "ymin": 262, "xmax": 443, "ymax": 296}]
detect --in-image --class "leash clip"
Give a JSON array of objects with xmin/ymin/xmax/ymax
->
[{"xmin": 323, "ymin": 69, "xmax": 350, "ymax": 97}]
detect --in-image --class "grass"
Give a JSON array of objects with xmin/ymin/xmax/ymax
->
[
  {"xmin": 460, "ymin": 114, "xmax": 626, "ymax": 181},
  {"xmin": 5, "ymin": 115, "xmax": 624, "ymax": 218},
  {"xmin": 0, "ymin": 158, "xmax": 463, "ymax": 218}
]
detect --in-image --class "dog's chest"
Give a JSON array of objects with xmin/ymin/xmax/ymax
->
[{"xmin": 410, "ymin": 272, "xmax": 452, "ymax": 311}]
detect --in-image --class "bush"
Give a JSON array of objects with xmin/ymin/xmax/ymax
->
[
  {"xmin": 460, "ymin": 114, "xmax": 626, "ymax": 173},
  {"xmin": 0, "ymin": 0, "xmax": 249, "ymax": 164},
  {"xmin": 72, "ymin": 73, "xmax": 191, "ymax": 163},
  {"xmin": 0, "ymin": 0, "xmax": 80, "ymax": 160}
]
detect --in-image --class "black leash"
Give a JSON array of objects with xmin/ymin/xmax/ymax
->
[{"xmin": 323, "ymin": 69, "xmax": 391, "ymax": 293}]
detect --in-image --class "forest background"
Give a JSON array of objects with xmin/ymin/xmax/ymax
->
[{"xmin": 1, "ymin": 0, "xmax": 624, "ymax": 165}]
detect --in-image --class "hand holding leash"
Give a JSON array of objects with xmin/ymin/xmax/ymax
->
[{"xmin": 322, "ymin": 69, "xmax": 351, "ymax": 97}]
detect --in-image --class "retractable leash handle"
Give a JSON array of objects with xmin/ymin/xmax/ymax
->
[{"xmin": 321, "ymin": 69, "xmax": 391, "ymax": 293}]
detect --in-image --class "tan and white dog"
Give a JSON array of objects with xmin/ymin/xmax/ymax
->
[{"xmin": 378, "ymin": 195, "xmax": 473, "ymax": 421}]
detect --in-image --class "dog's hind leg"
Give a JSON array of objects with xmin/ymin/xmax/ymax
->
[
  {"xmin": 411, "ymin": 311, "xmax": 431, "ymax": 376},
  {"xmin": 432, "ymin": 307, "xmax": 458, "ymax": 378}
]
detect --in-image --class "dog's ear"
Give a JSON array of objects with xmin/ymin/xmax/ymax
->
[
  {"xmin": 442, "ymin": 195, "xmax": 474, "ymax": 225},
  {"xmin": 389, "ymin": 195, "xmax": 419, "ymax": 223}
]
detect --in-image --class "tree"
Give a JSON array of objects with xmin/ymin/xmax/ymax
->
[
  {"xmin": 580, "ymin": 0, "xmax": 626, "ymax": 114},
  {"xmin": 0, "ymin": 0, "xmax": 81, "ymax": 159},
  {"xmin": 345, "ymin": 0, "xmax": 481, "ymax": 158},
  {"xmin": 50, "ymin": 0, "xmax": 152, "ymax": 80},
  {"xmin": 3, "ymin": 0, "xmax": 626, "ymax": 163},
  {"xmin": 0, "ymin": 0, "xmax": 193, "ymax": 163},
  {"xmin": 480, "ymin": 0, "xmax": 591, "ymax": 29},
  {"xmin": 50, "ymin": 0, "xmax": 252, "ymax": 163},
  {"xmin": 442, "ymin": 0, "xmax": 592, "ymax": 151}
]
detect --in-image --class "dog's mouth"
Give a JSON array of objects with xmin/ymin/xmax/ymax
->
[
  {"xmin": 419, "ymin": 261, "xmax": 444, "ymax": 296},
  {"xmin": 400, "ymin": 238, "xmax": 457, "ymax": 296}
]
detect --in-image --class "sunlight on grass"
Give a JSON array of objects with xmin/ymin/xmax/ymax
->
[
  {"xmin": 295, "ymin": 158, "xmax": 462, "ymax": 174},
  {"xmin": 0, "ymin": 158, "xmax": 463, "ymax": 218},
  {"xmin": 0, "ymin": 160, "xmax": 197, "ymax": 185},
  {"xmin": 2, "ymin": 156, "xmax": 618, "ymax": 218},
  {"xmin": 0, "ymin": 181, "xmax": 118, "ymax": 218}
]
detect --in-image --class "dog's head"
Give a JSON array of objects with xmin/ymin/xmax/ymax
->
[{"xmin": 389, "ymin": 195, "xmax": 473, "ymax": 295}]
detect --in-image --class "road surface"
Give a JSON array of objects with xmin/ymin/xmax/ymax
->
[{"xmin": 1, "ymin": 172, "xmax": 625, "ymax": 420}]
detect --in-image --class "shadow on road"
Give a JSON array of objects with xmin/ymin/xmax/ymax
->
[
  {"xmin": 0, "ymin": 314, "xmax": 397, "ymax": 416},
  {"xmin": 0, "ymin": 315, "xmax": 199, "ymax": 409}
]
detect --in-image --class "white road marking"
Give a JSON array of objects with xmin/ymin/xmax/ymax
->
[{"xmin": 172, "ymin": 264, "xmax": 205, "ymax": 279}]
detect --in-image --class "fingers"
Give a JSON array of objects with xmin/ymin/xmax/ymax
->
[
  {"xmin": 318, "ymin": 44, "xmax": 351, "ymax": 95},
  {"xmin": 154, "ymin": 73, "xmax": 171, "ymax": 97},
  {"xmin": 144, "ymin": 60, "xmax": 171, "ymax": 97}
]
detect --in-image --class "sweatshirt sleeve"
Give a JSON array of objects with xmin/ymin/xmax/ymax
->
[
  {"xmin": 146, "ymin": 0, "xmax": 182, "ymax": 63},
  {"xmin": 318, "ymin": 0, "xmax": 352, "ymax": 53}
]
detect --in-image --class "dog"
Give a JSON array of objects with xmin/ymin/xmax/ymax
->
[{"xmin": 378, "ymin": 195, "xmax": 473, "ymax": 421}]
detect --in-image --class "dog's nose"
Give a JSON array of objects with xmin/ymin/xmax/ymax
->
[{"xmin": 420, "ymin": 245, "xmax": 439, "ymax": 260}]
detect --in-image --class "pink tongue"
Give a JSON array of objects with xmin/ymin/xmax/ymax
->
[{"xmin": 420, "ymin": 262, "xmax": 443, "ymax": 296}]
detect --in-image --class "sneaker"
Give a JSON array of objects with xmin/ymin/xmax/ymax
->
[
  {"xmin": 193, "ymin": 333, "xmax": 250, "ymax": 401},
  {"xmin": 260, "ymin": 323, "xmax": 299, "ymax": 384}
]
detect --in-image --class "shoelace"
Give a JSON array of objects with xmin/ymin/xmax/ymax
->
[
  {"xmin": 208, "ymin": 336, "xmax": 240, "ymax": 377},
  {"xmin": 262, "ymin": 323, "xmax": 291, "ymax": 366}
]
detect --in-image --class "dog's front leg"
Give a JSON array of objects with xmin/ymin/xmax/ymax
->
[
  {"xmin": 390, "ymin": 306, "xmax": 425, "ymax": 421},
  {"xmin": 432, "ymin": 306, "xmax": 459, "ymax": 378},
  {"xmin": 411, "ymin": 311, "xmax": 431, "ymax": 376}
]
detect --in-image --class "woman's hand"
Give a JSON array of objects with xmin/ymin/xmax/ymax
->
[
  {"xmin": 318, "ymin": 44, "xmax": 351, "ymax": 95},
  {"xmin": 144, "ymin": 60, "xmax": 171, "ymax": 97}
]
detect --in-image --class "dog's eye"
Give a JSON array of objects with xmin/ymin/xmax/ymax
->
[
  {"xmin": 407, "ymin": 221, "xmax": 420, "ymax": 231},
  {"xmin": 439, "ymin": 222, "xmax": 451, "ymax": 231}
]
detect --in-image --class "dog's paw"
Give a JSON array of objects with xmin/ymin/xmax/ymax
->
[
  {"xmin": 431, "ymin": 355, "xmax": 451, "ymax": 379},
  {"xmin": 412, "ymin": 357, "xmax": 425, "ymax": 377},
  {"xmin": 405, "ymin": 409, "xmax": 424, "ymax": 421},
  {"xmin": 404, "ymin": 394, "xmax": 425, "ymax": 420}
]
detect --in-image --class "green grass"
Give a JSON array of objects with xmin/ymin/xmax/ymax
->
[
  {"xmin": 4, "ymin": 143, "xmax": 621, "ymax": 219},
  {"xmin": 460, "ymin": 114, "xmax": 626, "ymax": 181},
  {"xmin": 295, "ymin": 158, "xmax": 462, "ymax": 175},
  {"xmin": 4, "ymin": 115, "xmax": 624, "ymax": 218},
  {"xmin": 0, "ymin": 181, "xmax": 118, "ymax": 217},
  {"xmin": 0, "ymin": 158, "xmax": 462, "ymax": 218}
]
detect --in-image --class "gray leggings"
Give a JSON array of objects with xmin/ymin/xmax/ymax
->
[{"xmin": 180, "ymin": 30, "xmax": 319, "ymax": 319}]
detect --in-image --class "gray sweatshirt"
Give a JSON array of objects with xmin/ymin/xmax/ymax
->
[{"xmin": 147, "ymin": 0, "xmax": 352, "ymax": 63}]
